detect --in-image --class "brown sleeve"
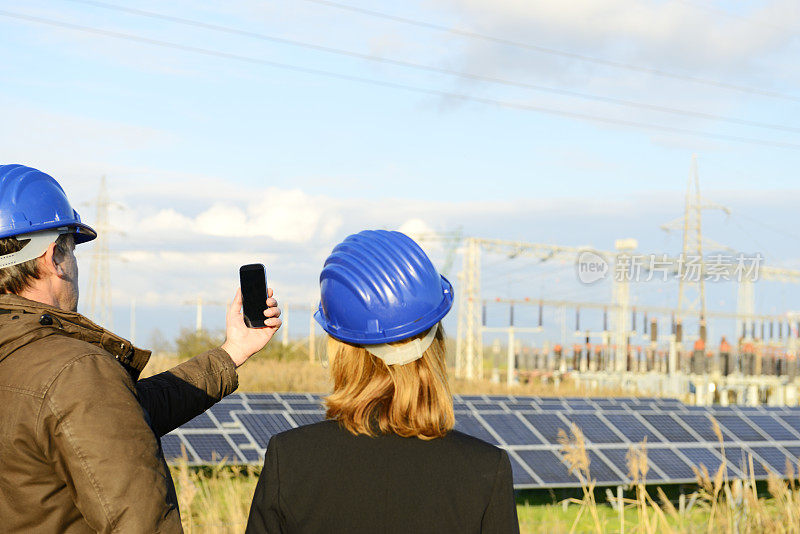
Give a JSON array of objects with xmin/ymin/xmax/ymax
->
[
  {"xmin": 136, "ymin": 348, "xmax": 239, "ymax": 436},
  {"xmin": 39, "ymin": 352, "xmax": 182, "ymax": 533}
]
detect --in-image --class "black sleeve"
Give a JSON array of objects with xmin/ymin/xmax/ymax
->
[
  {"xmin": 135, "ymin": 348, "xmax": 238, "ymax": 436},
  {"xmin": 481, "ymin": 450, "xmax": 520, "ymax": 533},
  {"xmin": 246, "ymin": 436, "xmax": 285, "ymax": 534}
]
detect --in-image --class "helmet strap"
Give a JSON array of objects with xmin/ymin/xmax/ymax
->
[
  {"xmin": 0, "ymin": 229, "xmax": 68, "ymax": 269},
  {"xmin": 365, "ymin": 324, "xmax": 438, "ymax": 366}
]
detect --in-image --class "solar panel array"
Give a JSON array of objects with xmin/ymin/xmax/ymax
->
[{"xmin": 163, "ymin": 393, "xmax": 800, "ymax": 489}]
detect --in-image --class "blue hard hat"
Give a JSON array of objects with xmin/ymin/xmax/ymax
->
[
  {"xmin": 0, "ymin": 164, "xmax": 96, "ymax": 243},
  {"xmin": 314, "ymin": 230, "xmax": 454, "ymax": 345}
]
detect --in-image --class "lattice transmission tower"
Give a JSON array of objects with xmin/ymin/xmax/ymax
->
[
  {"xmin": 661, "ymin": 155, "xmax": 730, "ymax": 339},
  {"xmin": 86, "ymin": 177, "xmax": 113, "ymax": 328}
]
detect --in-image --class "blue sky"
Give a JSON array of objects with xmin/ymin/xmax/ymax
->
[{"xmin": 1, "ymin": 0, "xmax": 799, "ymax": 346}]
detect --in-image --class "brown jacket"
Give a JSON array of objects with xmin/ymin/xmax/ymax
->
[{"xmin": 0, "ymin": 294, "xmax": 239, "ymax": 533}]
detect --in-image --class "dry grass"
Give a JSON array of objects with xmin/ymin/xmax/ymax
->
[
  {"xmin": 144, "ymin": 346, "xmax": 629, "ymax": 398},
  {"xmin": 555, "ymin": 418, "xmax": 800, "ymax": 534}
]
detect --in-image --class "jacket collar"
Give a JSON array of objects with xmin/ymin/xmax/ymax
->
[{"xmin": 0, "ymin": 294, "xmax": 151, "ymax": 380}]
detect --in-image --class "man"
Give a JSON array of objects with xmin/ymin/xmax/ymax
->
[{"xmin": 0, "ymin": 164, "xmax": 282, "ymax": 532}]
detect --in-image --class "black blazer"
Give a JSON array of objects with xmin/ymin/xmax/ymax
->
[{"xmin": 246, "ymin": 420, "xmax": 519, "ymax": 534}]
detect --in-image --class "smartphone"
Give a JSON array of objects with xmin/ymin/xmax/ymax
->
[{"xmin": 239, "ymin": 263, "xmax": 268, "ymax": 328}]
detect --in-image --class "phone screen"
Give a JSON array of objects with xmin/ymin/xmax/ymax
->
[{"xmin": 240, "ymin": 263, "xmax": 268, "ymax": 328}]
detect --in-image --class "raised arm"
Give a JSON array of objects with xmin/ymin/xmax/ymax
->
[{"xmin": 137, "ymin": 288, "xmax": 282, "ymax": 436}]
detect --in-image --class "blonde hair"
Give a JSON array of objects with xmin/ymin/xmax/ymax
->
[{"xmin": 324, "ymin": 323, "xmax": 455, "ymax": 440}]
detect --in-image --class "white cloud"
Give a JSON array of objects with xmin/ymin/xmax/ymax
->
[{"xmin": 134, "ymin": 187, "xmax": 339, "ymax": 243}]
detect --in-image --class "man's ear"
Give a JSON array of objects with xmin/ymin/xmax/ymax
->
[{"xmin": 42, "ymin": 241, "xmax": 64, "ymax": 277}]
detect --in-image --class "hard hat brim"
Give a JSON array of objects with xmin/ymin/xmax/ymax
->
[{"xmin": 315, "ymin": 275, "xmax": 454, "ymax": 345}]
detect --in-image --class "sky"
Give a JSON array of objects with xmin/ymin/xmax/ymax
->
[{"xmin": 1, "ymin": 0, "xmax": 799, "ymax": 348}]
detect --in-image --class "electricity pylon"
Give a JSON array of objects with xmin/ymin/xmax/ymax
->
[
  {"xmin": 661, "ymin": 155, "xmax": 731, "ymax": 338},
  {"xmin": 86, "ymin": 177, "xmax": 113, "ymax": 328}
]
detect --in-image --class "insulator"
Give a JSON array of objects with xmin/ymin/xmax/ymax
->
[
  {"xmin": 650, "ymin": 318, "xmax": 658, "ymax": 343},
  {"xmin": 643, "ymin": 312, "xmax": 648, "ymax": 335},
  {"xmin": 675, "ymin": 320, "xmax": 683, "ymax": 343},
  {"xmin": 575, "ymin": 308, "xmax": 580, "ymax": 331},
  {"xmin": 481, "ymin": 304, "xmax": 487, "ymax": 327},
  {"xmin": 632, "ymin": 308, "xmax": 637, "ymax": 332},
  {"xmin": 603, "ymin": 308, "xmax": 608, "ymax": 331},
  {"xmin": 761, "ymin": 322, "xmax": 765, "ymax": 340},
  {"xmin": 509, "ymin": 304, "xmax": 514, "ymax": 327},
  {"xmin": 779, "ymin": 321, "xmax": 784, "ymax": 339},
  {"xmin": 538, "ymin": 301, "xmax": 543, "ymax": 328},
  {"xmin": 770, "ymin": 321, "xmax": 774, "ymax": 339}
]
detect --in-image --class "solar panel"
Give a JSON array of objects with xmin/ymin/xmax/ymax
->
[
  {"xmin": 165, "ymin": 393, "xmax": 800, "ymax": 489},
  {"xmin": 278, "ymin": 393, "xmax": 312, "ymax": 401},
  {"xmin": 507, "ymin": 454, "xmax": 536, "ymax": 486},
  {"xmin": 745, "ymin": 415, "xmax": 799, "ymax": 441},
  {"xmin": 564, "ymin": 401, "xmax": 594, "ymax": 410},
  {"xmin": 680, "ymin": 414, "xmax": 729, "ymax": 442},
  {"xmin": 210, "ymin": 402, "xmax": 246, "ymax": 424},
  {"xmin": 161, "ymin": 434, "xmax": 187, "ymax": 461},
  {"xmin": 719, "ymin": 446, "xmax": 767, "ymax": 478},
  {"xmin": 536, "ymin": 403, "xmax": 566, "ymax": 411},
  {"xmin": 245, "ymin": 393, "xmax": 276, "ymax": 400},
  {"xmin": 454, "ymin": 414, "xmax": 499, "ymax": 445},
  {"xmin": 184, "ymin": 433, "xmax": 238, "ymax": 463},
  {"xmin": 641, "ymin": 414, "xmax": 696, "ymax": 442},
  {"xmin": 586, "ymin": 450, "xmax": 625, "ymax": 483},
  {"xmin": 648, "ymin": 448, "xmax": 694, "ymax": 480},
  {"xmin": 779, "ymin": 415, "xmax": 800, "ymax": 432},
  {"xmin": 596, "ymin": 448, "xmax": 635, "ymax": 481},
  {"xmin": 715, "ymin": 415, "xmax": 767, "ymax": 442},
  {"xmin": 679, "ymin": 447, "xmax": 737, "ymax": 478},
  {"xmin": 504, "ymin": 402, "xmax": 535, "ymax": 411},
  {"xmin": 565, "ymin": 413, "xmax": 623, "ymax": 444},
  {"xmin": 625, "ymin": 403, "xmax": 657, "ymax": 412},
  {"xmin": 240, "ymin": 449, "xmax": 263, "ymax": 463},
  {"xmin": 469, "ymin": 401, "xmax": 504, "ymax": 412},
  {"xmin": 235, "ymin": 412, "xmax": 294, "ymax": 448},
  {"xmin": 516, "ymin": 450, "xmax": 578, "ymax": 484},
  {"xmin": 605, "ymin": 413, "xmax": 663, "ymax": 443},
  {"xmin": 481, "ymin": 413, "xmax": 542, "ymax": 445},
  {"xmin": 228, "ymin": 433, "xmax": 252, "ymax": 445},
  {"xmin": 750, "ymin": 446, "xmax": 793, "ymax": 476},
  {"xmin": 247, "ymin": 400, "xmax": 286, "ymax": 411},
  {"xmin": 785, "ymin": 446, "xmax": 800, "ymax": 458},
  {"xmin": 286, "ymin": 401, "xmax": 324, "ymax": 411},
  {"xmin": 181, "ymin": 412, "xmax": 217, "ymax": 429},
  {"xmin": 290, "ymin": 412, "xmax": 326, "ymax": 427},
  {"xmin": 522, "ymin": 414, "xmax": 570, "ymax": 444}
]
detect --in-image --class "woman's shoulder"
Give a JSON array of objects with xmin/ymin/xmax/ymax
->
[{"xmin": 440, "ymin": 429, "xmax": 508, "ymax": 462}]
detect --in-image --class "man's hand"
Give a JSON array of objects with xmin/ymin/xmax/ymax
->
[{"xmin": 221, "ymin": 288, "xmax": 281, "ymax": 367}]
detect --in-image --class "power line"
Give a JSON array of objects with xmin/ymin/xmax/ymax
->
[
  {"xmin": 61, "ymin": 0, "xmax": 800, "ymax": 134},
  {"xmin": 300, "ymin": 0, "xmax": 800, "ymax": 103},
  {"xmin": 3, "ymin": 8, "xmax": 800, "ymax": 150}
]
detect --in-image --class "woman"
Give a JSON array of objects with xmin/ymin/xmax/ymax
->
[{"xmin": 246, "ymin": 230, "xmax": 518, "ymax": 534}]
